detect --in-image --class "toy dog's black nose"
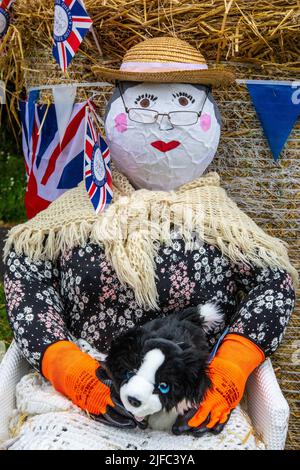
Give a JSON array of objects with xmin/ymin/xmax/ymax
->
[{"xmin": 127, "ymin": 396, "xmax": 142, "ymax": 408}]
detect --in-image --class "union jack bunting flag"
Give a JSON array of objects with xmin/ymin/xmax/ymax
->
[
  {"xmin": 84, "ymin": 108, "xmax": 113, "ymax": 214},
  {"xmin": 20, "ymin": 98, "xmax": 91, "ymax": 219},
  {"xmin": 53, "ymin": 0, "xmax": 93, "ymax": 73},
  {"xmin": 0, "ymin": 0, "xmax": 15, "ymax": 9},
  {"xmin": 0, "ymin": 1, "xmax": 15, "ymax": 39}
]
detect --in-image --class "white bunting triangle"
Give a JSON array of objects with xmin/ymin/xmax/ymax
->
[{"xmin": 53, "ymin": 85, "xmax": 77, "ymax": 143}]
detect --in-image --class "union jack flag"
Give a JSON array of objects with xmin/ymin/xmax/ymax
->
[
  {"xmin": 84, "ymin": 107, "xmax": 113, "ymax": 214},
  {"xmin": 53, "ymin": 0, "xmax": 93, "ymax": 73},
  {"xmin": 20, "ymin": 97, "xmax": 92, "ymax": 219},
  {"xmin": 0, "ymin": 0, "xmax": 15, "ymax": 9},
  {"xmin": 0, "ymin": 0, "xmax": 15, "ymax": 39}
]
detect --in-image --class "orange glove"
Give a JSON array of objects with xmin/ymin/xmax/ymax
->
[
  {"xmin": 41, "ymin": 340, "xmax": 114, "ymax": 414},
  {"xmin": 42, "ymin": 340, "xmax": 147, "ymax": 429},
  {"xmin": 172, "ymin": 334, "xmax": 265, "ymax": 435}
]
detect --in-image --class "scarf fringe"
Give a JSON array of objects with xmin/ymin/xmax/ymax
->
[{"xmin": 3, "ymin": 220, "xmax": 95, "ymax": 263}]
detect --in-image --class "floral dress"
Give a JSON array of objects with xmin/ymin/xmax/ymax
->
[{"xmin": 4, "ymin": 230, "xmax": 295, "ymax": 372}]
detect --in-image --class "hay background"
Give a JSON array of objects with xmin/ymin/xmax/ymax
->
[
  {"xmin": 0, "ymin": 0, "xmax": 299, "ymax": 450},
  {"xmin": 1, "ymin": 0, "xmax": 300, "ymax": 126}
]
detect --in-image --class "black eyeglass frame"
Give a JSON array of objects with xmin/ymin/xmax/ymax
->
[{"xmin": 116, "ymin": 81, "xmax": 212, "ymax": 127}]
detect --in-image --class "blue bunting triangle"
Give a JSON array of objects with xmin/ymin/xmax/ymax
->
[{"xmin": 247, "ymin": 82, "xmax": 300, "ymax": 161}]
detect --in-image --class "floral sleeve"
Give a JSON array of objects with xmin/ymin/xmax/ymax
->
[
  {"xmin": 229, "ymin": 263, "xmax": 296, "ymax": 356},
  {"xmin": 4, "ymin": 249, "xmax": 72, "ymax": 371}
]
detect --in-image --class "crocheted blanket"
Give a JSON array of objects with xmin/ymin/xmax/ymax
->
[{"xmin": 2, "ymin": 340, "xmax": 265, "ymax": 450}]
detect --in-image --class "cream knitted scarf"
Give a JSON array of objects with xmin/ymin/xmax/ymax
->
[{"xmin": 4, "ymin": 168, "xmax": 298, "ymax": 310}]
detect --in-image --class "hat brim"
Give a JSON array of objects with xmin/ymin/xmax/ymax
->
[{"xmin": 91, "ymin": 66, "xmax": 235, "ymax": 87}]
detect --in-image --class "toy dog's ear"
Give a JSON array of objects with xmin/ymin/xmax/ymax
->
[
  {"xmin": 104, "ymin": 326, "xmax": 143, "ymax": 378},
  {"xmin": 181, "ymin": 347, "xmax": 211, "ymax": 405},
  {"xmin": 192, "ymin": 369, "xmax": 211, "ymax": 405}
]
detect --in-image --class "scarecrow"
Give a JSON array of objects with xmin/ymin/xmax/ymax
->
[{"xmin": 4, "ymin": 37, "xmax": 297, "ymax": 435}]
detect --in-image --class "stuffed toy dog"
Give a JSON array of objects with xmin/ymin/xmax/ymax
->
[{"xmin": 105, "ymin": 303, "xmax": 224, "ymax": 431}]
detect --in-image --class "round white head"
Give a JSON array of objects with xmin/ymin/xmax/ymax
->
[{"xmin": 104, "ymin": 82, "xmax": 221, "ymax": 191}]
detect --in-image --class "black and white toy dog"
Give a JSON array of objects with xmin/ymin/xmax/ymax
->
[{"xmin": 105, "ymin": 303, "xmax": 224, "ymax": 431}]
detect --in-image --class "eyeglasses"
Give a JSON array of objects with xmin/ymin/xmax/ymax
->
[{"xmin": 117, "ymin": 81, "xmax": 211, "ymax": 127}]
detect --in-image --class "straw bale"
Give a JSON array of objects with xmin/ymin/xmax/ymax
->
[{"xmin": 1, "ymin": 0, "xmax": 300, "ymax": 100}]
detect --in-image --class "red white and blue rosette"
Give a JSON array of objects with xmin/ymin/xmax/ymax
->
[
  {"xmin": 84, "ymin": 109, "xmax": 113, "ymax": 214},
  {"xmin": 0, "ymin": 7, "xmax": 10, "ymax": 39}
]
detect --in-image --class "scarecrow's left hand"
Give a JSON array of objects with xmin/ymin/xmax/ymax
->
[
  {"xmin": 172, "ymin": 356, "xmax": 237, "ymax": 436},
  {"xmin": 172, "ymin": 334, "xmax": 265, "ymax": 436}
]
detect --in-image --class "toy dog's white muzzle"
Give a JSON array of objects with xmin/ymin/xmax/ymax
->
[{"xmin": 120, "ymin": 348, "xmax": 165, "ymax": 419}]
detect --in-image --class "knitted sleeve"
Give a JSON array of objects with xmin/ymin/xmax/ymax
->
[
  {"xmin": 229, "ymin": 262, "xmax": 296, "ymax": 357},
  {"xmin": 3, "ymin": 248, "xmax": 72, "ymax": 371}
]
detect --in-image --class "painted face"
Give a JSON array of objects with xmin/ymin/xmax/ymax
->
[{"xmin": 104, "ymin": 82, "xmax": 221, "ymax": 191}]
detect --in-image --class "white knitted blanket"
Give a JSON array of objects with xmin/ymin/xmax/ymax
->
[{"xmin": 1, "ymin": 340, "xmax": 265, "ymax": 450}]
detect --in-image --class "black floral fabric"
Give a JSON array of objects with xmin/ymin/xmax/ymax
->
[{"xmin": 4, "ymin": 230, "xmax": 295, "ymax": 371}]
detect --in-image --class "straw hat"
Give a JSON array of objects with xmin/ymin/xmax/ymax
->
[{"xmin": 92, "ymin": 36, "xmax": 235, "ymax": 87}]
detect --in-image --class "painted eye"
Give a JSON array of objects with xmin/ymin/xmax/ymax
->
[
  {"xmin": 178, "ymin": 96, "xmax": 189, "ymax": 106},
  {"xmin": 140, "ymin": 98, "xmax": 150, "ymax": 108},
  {"xmin": 158, "ymin": 382, "xmax": 170, "ymax": 394},
  {"xmin": 172, "ymin": 92, "xmax": 195, "ymax": 106},
  {"xmin": 135, "ymin": 94, "xmax": 158, "ymax": 107}
]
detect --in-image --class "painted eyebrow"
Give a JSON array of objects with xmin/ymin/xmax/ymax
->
[
  {"xmin": 134, "ymin": 93, "xmax": 158, "ymax": 105},
  {"xmin": 172, "ymin": 91, "xmax": 195, "ymax": 104}
]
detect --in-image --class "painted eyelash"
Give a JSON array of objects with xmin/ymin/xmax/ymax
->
[
  {"xmin": 172, "ymin": 91, "xmax": 195, "ymax": 104},
  {"xmin": 134, "ymin": 93, "xmax": 158, "ymax": 105}
]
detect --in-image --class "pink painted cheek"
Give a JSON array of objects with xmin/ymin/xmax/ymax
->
[
  {"xmin": 200, "ymin": 113, "xmax": 211, "ymax": 132},
  {"xmin": 114, "ymin": 113, "xmax": 128, "ymax": 133}
]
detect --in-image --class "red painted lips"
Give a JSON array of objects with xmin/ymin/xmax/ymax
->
[{"xmin": 151, "ymin": 140, "xmax": 180, "ymax": 153}]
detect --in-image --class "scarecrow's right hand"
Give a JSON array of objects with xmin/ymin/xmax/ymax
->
[{"xmin": 41, "ymin": 340, "xmax": 146, "ymax": 429}]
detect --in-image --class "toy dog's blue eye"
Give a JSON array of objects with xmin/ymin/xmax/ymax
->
[
  {"xmin": 158, "ymin": 382, "xmax": 170, "ymax": 394},
  {"xmin": 124, "ymin": 371, "xmax": 135, "ymax": 381}
]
